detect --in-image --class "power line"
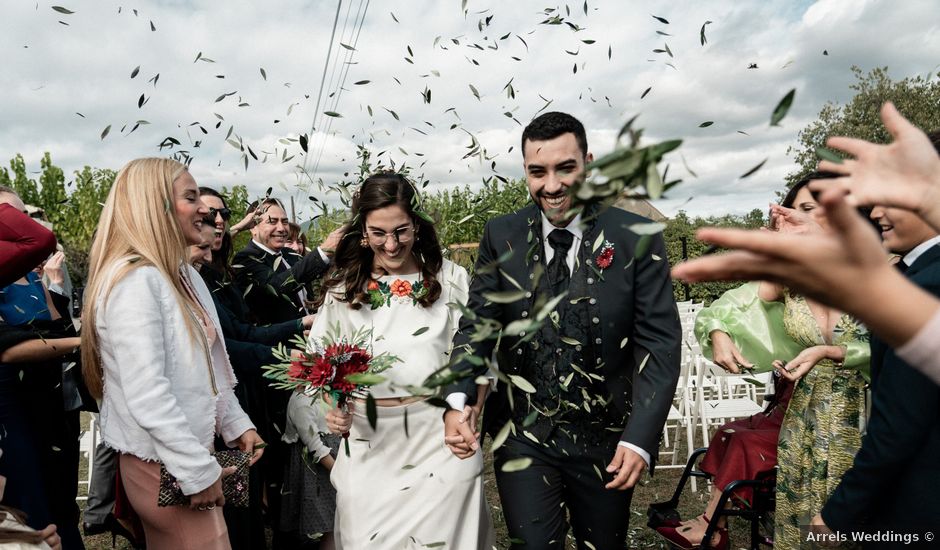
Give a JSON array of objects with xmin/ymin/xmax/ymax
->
[
  {"xmin": 311, "ymin": 0, "xmax": 369, "ymax": 181},
  {"xmin": 306, "ymin": 0, "xmax": 357, "ymax": 182},
  {"xmin": 300, "ymin": 0, "xmax": 343, "ymax": 180}
]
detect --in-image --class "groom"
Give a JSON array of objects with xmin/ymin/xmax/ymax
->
[{"xmin": 444, "ymin": 111, "xmax": 681, "ymax": 549}]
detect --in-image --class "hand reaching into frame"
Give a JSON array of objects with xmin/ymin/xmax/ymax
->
[
  {"xmin": 672, "ymin": 187, "xmax": 938, "ymax": 351},
  {"xmin": 815, "ymin": 102, "xmax": 940, "ymax": 231}
]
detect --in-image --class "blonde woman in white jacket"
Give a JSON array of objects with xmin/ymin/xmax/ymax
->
[{"xmin": 80, "ymin": 158, "xmax": 264, "ymax": 550}]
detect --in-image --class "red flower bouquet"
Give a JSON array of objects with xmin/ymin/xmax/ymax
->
[{"xmin": 264, "ymin": 324, "xmax": 398, "ymax": 455}]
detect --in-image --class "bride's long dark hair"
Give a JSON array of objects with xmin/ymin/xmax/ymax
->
[{"xmin": 318, "ymin": 172, "xmax": 443, "ymax": 309}]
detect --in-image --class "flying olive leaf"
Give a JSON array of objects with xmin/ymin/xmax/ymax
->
[
  {"xmin": 260, "ymin": 67, "xmax": 267, "ymax": 80},
  {"xmin": 640, "ymin": 87, "xmax": 651, "ymax": 99},
  {"xmin": 700, "ymin": 20, "xmax": 712, "ymax": 46},
  {"xmin": 815, "ymin": 146, "xmax": 843, "ymax": 164},
  {"xmin": 501, "ymin": 458, "xmax": 533, "ymax": 473},
  {"xmin": 680, "ymin": 153, "xmax": 698, "ymax": 178},
  {"xmin": 491, "ymin": 420, "xmax": 513, "ymax": 451},
  {"xmin": 150, "ymin": 20, "xmax": 155, "ymax": 32},
  {"xmin": 51, "ymin": 6, "xmax": 74, "ymax": 14},
  {"xmin": 482, "ymin": 290, "xmax": 527, "ymax": 304},
  {"xmin": 698, "ymin": 121, "xmax": 714, "ymax": 128},
  {"xmin": 130, "ymin": 65, "xmax": 140, "ymax": 79},
  {"xmin": 412, "ymin": 326, "xmax": 429, "ymax": 336},
  {"xmin": 366, "ymin": 394, "xmax": 377, "ymax": 429},
  {"xmin": 739, "ymin": 158, "xmax": 768, "ymax": 179},
  {"xmin": 354, "ymin": 80, "xmax": 370, "ymax": 85},
  {"xmin": 637, "ymin": 353, "xmax": 651, "ymax": 374},
  {"xmin": 324, "ymin": 111, "xmax": 342, "ymax": 118},
  {"xmin": 628, "ymin": 222, "xmax": 666, "ymax": 236},
  {"xmin": 100, "ymin": 125, "xmax": 111, "ymax": 140},
  {"xmin": 468, "ymin": 84, "xmax": 481, "ymax": 100},
  {"xmin": 651, "ymin": 14, "xmax": 669, "ymax": 24},
  {"xmin": 770, "ymin": 88, "xmax": 796, "ymax": 126},
  {"xmin": 646, "ymin": 163, "xmax": 664, "ymax": 199},
  {"xmin": 508, "ymin": 375, "xmax": 536, "ymax": 394}
]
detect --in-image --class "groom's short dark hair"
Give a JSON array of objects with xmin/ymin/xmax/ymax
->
[{"xmin": 522, "ymin": 111, "xmax": 588, "ymax": 158}]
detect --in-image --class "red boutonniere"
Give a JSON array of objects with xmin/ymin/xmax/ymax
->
[{"xmin": 595, "ymin": 241, "xmax": 615, "ymax": 270}]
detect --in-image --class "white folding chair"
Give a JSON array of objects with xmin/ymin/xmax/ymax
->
[
  {"xmin": 76, "ymin": 413, "xmax": 98, "ymax": 502},
  {"xmin": 692, "ymin": 356, "xmax": 765, "ymax": 450}
]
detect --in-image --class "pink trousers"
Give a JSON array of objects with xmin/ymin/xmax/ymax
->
[{"xmin": 119, "ymin": 454, "xmax": 231, "ymax": 550}]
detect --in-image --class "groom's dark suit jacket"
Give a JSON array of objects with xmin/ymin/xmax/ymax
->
[
  {"xmin": 233, "ymin": 240, "xmax": 328, "ymax": 324},
  {"xmin": 450, "ymin": 204, "xmax": 681, "ymax": 466},
  {"xmin": 822, "ymin": 244, "xmax": 940, "ymax": 537}
]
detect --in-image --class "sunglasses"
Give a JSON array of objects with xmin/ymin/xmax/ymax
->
[{"xmin": 208, "ymin": 207, "xmax": 232, "ymax": 221}]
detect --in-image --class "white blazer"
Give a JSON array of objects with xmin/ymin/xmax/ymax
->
[{"xmin": 96, "ymin": 262, "xmax": 254, "ymax": 495}]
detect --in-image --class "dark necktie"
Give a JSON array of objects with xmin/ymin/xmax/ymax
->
[
  {"xmin": 896, "ymin": 259, "xmax": 909, "ymax": 275},
  {"xmin": 547, "ymin": 228, "xmax": 574, "ymax": 295}
]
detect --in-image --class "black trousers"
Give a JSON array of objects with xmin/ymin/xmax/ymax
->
[{"xmin": 494, "ymin": 431, "xmax": 633, "ymax": 550}]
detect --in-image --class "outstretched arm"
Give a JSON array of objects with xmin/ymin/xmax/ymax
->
[
  {"xmin": 0, "ymin": 204, "xmax": 57, "ymax": 287},
  {"xmin": 816, "ymin": 102, "xmax": 940, "ymax": 231},
  {"xmin": 672, "ymin": 188, "xmax": 940, "ymax": 381}
]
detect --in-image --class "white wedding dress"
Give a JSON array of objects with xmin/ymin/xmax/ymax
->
[{"xmin": 306, "ymin": 260, "xmax": 494, "ymax": 549}]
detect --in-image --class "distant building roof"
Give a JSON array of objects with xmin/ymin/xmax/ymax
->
[{"xmin": 614, "ymin": 197, "xmax": 667, "ymax": 221}]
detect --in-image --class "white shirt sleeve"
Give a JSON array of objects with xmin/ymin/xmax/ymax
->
[
  {"xmin": 445, "ymin": 392, "xmax": 468, "ymax": 411},
  {"xmin": 317, "ymin": 246, "xmax": 331, "ymax": 264}
]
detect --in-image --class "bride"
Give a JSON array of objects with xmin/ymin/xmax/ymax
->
[{"xmin": 311, "ymin": 172, "xmax": 494, "ymax": 549}]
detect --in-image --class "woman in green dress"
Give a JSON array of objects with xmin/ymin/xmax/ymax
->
[{"xmin": 767, "ymin": 180, "xmax": 871, "ymax": 549}]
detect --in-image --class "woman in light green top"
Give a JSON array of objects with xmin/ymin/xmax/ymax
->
[{"xmin": 657, "ymin": 177, "xmax": 870, "ymax": 550}]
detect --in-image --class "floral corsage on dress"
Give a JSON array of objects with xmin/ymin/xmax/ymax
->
[{"xmin": 367, "ymin": 278, "xmax": 429, "ymax": 309}]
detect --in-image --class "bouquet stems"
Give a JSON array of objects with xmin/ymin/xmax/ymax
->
[{"xmin": 339, "ymin": 395, "xmax": 351, "ymax": 457}]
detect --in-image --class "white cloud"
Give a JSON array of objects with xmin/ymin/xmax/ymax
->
[{"xmin": 1, "ymin": 0, "xmax": 938, "ymax": 222}]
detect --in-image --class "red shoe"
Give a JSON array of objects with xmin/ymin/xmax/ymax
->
[{"xmin": 654, "ymin": 515, "xmax": 728, "ymax": 550}]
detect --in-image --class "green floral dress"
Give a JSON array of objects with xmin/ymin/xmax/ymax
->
[{"xmin": 775, "ymin": 292, "xmax": 870, "ymax": 548}]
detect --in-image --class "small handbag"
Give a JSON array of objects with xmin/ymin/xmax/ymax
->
[{"xmin": 157, "ymin": 450, "xmax": 251, "ymax": 508}]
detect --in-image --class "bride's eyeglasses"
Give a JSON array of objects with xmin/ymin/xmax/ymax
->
[{"xmin": 367, "ymin": 225, "xmax": 415, "ymax": 246}]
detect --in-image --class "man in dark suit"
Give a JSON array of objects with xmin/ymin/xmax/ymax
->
[
  {"xmin": 818, "ymin": 204, "xmax": 940, "ymax": 547},
  {"xmin": 233, "ymin": 198, "xmax": 343, "ymax": 324},
  {"xmin": 444, "ymin": 112, "xmax": 681, "ymax": 549},
  {"xmin": 230, "ymin": 198, "xmax": 341, "ymax": 549}
]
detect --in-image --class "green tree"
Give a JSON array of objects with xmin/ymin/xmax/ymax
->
[
  {"xmin": 663, "ymin": 208, "xmax": 765, "ymax": 303},
  {"xmin": 787, "ymin": 66, "xmax": 940, "ymax": 186}
]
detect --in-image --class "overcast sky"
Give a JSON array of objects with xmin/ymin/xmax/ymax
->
[{"xmin": 2, "ymin": 0, "xmax": 938, "ymax": 221}]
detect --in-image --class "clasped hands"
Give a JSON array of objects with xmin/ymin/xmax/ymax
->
[{"xmin": 442, "ymin": 386, "xmax": 646, "ymax": 491}]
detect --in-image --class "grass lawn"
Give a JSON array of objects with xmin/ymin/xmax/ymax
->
[{"xmin": 78, "ymin": 414, "xmax": 758, "ymax": 549}]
